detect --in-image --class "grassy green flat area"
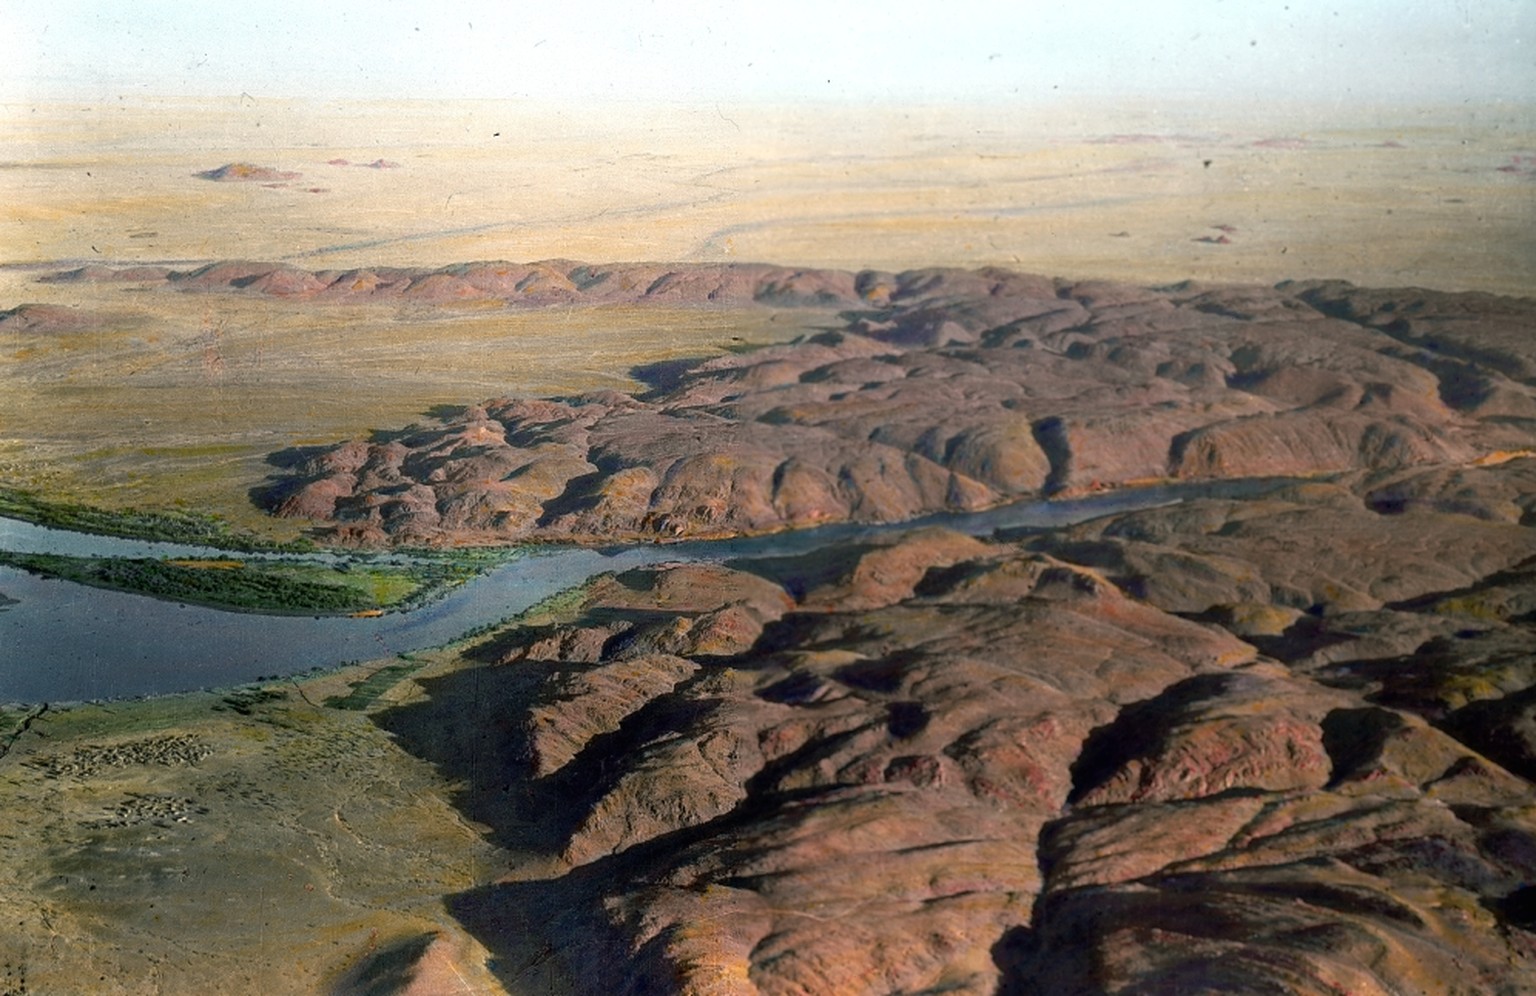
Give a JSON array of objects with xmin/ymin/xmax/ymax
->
[{"xmin": 0, "ymin": 549, "xmax": 479, "ymax": 615}]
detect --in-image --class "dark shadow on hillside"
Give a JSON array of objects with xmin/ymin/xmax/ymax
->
[
  {"xmin": 369, "ymin": 647, "xmax": 835, "ymax": 992},
  {"xmin": 1068, "ymin": 673, "xmax": 1237, "ymax": 804},
  {"xmin": 372, "ymin": 662, "xmax": 566, "ymax": 855},
  {"xmin": 629, "ymin": 356, "xmax": 704, "ymax": 397},
  {"xmin": 329, "ymin": 932, "xmax": 440, "ymax": 996},
  {"xmin": 725, "ymin": 543, "xmax": 876, "ymax": 602},
  {"xmin": 423, "ymin": 403, "xmax": 469, "ymax": 421},
  {"xmin": 263, "ymin": 444, "xmax": 336, "ymax": 471},
  {"xmin": 442, "ymin": 758, "xmax": 859, "ymax": 993},
  {"xmin": 249, "ymin": 444, "xmax": 342, "ymax": 517}
]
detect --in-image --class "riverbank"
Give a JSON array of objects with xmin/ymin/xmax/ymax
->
[
  {"xmin": 0, "ymin": 480, "xmax": 1274, "ymax": 704},
  {"xmin": 0, "ymin": 654, "xmax": 509, "ymax": 995},
  {"xmin": 0, "ymin": 548, "xmax": 488, "ymax": 617},
  {"xmin": 0, "ymin": 566, "xmax": 621, "ymax": 993}
]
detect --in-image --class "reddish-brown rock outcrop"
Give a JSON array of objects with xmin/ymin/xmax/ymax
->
[
  {"xmin": 383, "ymin": 485, "xmax": 1536, "ymax": 993},
  {"xmin": 0, "ymin": 303, "xmax": 107, "ymax": 333},
  {"xmin": 41, "ymin": 259, "xmax": 1536, "ymax": 990},
  {"xmin": 212, "ymin": 263, "xmax": 1536, "ymax": 547}
]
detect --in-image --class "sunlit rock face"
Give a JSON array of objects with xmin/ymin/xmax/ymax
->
[
  {"xmin": 216, "ymin": 262, "xmax": 1536, "ymax": 548},
  {"xmin": 396, "ymin": 484, "xmax": 1536, "ymax": 993},
  {"xmin": 63, "ymin": 258, "xmax": 1534, "ymax": 991}
]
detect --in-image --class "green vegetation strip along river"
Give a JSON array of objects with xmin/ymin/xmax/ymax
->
[
  {"xmin": 0, "ymin": 478, "xmax": 1296, "ymax": 703},
  {"xmin": 0, "ymin": 550, "xmax": 483, "ymax": 616},
  {"xmin": 0, "ymin": 487, "xmax": 312, "ymax": 553}
]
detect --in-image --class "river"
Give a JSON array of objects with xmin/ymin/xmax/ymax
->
[{"xmin": 0, "ymin": 481, "xmax": 1274, "ymax": 703}]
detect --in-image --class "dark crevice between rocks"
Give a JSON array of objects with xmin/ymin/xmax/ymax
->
[
  {"xmin": 990, "ymin": 924, "xmax": 1042, "ymax": 996},
  {"xmin": 1029, "ymin": 416, "xmax": 1072, "ymax": 497},
  {"xmin": 1319, "ymin": 706, "xmax": 1408, "ymax": 788},
  {"xmin": 886, "ymin": 700, "xmax": 930, "ymax": 739},
  {"xmin": 1495, "ymin": 886, "xmax": 1536, "ymax": 931},
  {"xmin": 743, "ymin": 721, "xmax": 887, "ymax": 799},
  {"xmin": 1439, "ymin": 684, "xmax": 1536, "ymax": 784}
]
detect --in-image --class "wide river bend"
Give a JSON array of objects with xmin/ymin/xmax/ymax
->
[{"xmin": 0, "ymin": 481, "xmax": 1276, "ymax": 703}]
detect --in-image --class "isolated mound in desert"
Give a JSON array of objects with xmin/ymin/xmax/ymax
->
[
  {"xmin": 0, "ymin": 303, "xmax": 104, "ymax": 332},
  {"xmin": 194, "ymin": 162, "xmax": 301, "ymax": 182}
]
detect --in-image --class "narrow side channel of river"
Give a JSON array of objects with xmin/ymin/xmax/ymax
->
[{"xmin": 0, "ymin": 480, "xmax": 1284, "ymax": 703}]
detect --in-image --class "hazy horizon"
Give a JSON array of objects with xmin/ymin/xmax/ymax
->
[{"xmin": 6, "ymin": 0, "xmax": 1531, "ymax": 106}]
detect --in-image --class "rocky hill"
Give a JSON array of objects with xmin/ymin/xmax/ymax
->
[
  {"xmin": 216, "ymin": 262, "xmax": 1536, "ymax": 548},
  {"xmin": 379, "ymin": 475, "xmax": 1536, "ymax": 993},
  {"xmin": 193, "ymin": 162, "xmax": 302, "ymax": 182}
]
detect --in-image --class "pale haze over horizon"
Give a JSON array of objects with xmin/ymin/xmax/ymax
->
[{"xmin": 3, "ymin": 0, "xmax": 1532, "ymax": 107}]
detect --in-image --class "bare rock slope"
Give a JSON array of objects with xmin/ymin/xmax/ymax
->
[
  {"xmin": 380, "ymin": 476, "xmax": 1536, "ymax": 993},
  {"xmin": 202, "ymin": 261, "xmax": 1536, "ymax": 547}
]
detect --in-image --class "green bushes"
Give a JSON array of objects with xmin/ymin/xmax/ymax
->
[
  {"xmin": 0, "ymin": 552, "xmax": 391, "ymax": 614},
  {"xmin": 0, "ymin": 487, "xmax": 312, "ymax": 553}
]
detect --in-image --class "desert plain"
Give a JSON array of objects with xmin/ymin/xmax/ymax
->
[{"xmin": 0, "ymin": 96, "xmax": 1535, "ymax": 993}]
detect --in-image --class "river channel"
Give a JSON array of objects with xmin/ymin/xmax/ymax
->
[{"xmin": 0, "ymin": 481, "xmax": 1276, "ymax": 703}]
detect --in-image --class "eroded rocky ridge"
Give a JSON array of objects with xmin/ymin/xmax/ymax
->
[
  {"xmin": 208, "ymin": 261, "xmax": 1536, "ymax": 547},
  {"xmin": 380, "ymin": 472, "xmax": 1536, "ymax": 993}
]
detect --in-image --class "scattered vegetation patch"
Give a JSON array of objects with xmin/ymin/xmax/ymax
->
[
  {"xmin": 0, "ymin": 550, "xmax": 448, "ymax": 615},
  {"xmin": 0, "ymin": 487, "xmax": 311, "ymax": 553},
  {"xmin": 323, "ymin": 659, "xmax": 427, "ymax": 711},
  {"xmin": 214, "ymin": 688, "xmax": 289, "ymax": 716}
]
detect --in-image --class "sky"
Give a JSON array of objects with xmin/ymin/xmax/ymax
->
[{"xmin": 2, "ymin": 0, "xmax": 1531, "ymax": 106}]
